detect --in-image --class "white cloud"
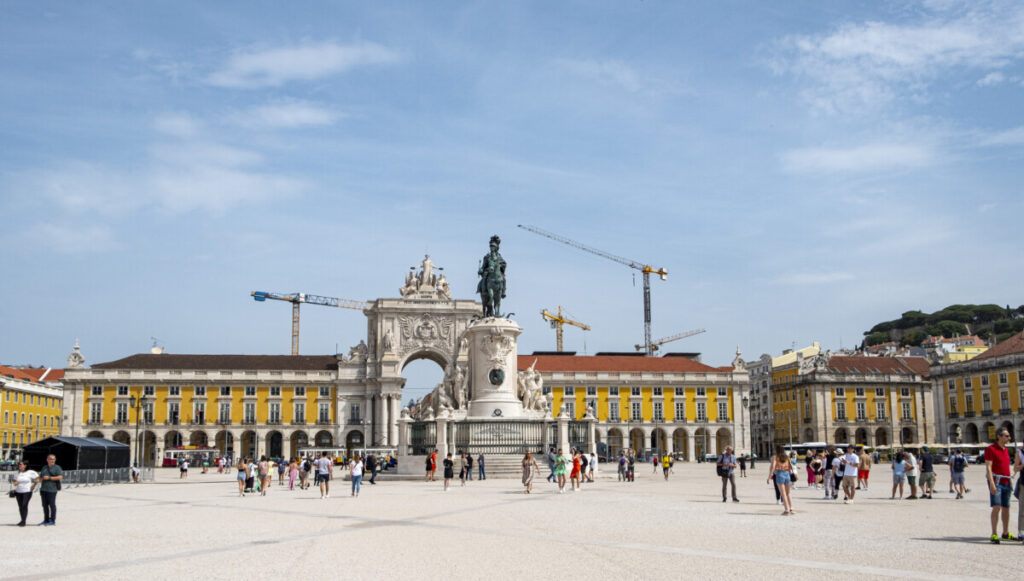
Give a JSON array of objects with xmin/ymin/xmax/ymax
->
[
  {"xmin": 771, "ymin": 272, "xmax": 855, "ymax": 285},
  {"xmin": 979, "ymin": 125, "xmax": 1024, "ymax": 146},
  {"xmin": 207, "ymin": 41, "xmax": 400, "ymax": 88},
  {"xmin": 227, "ymin": 101, "xmax": 344, "ymax": 129},
  {"xmin": 781, "ymin": 143, "xmax": 934, "ymax": 173},
  {"xmin": 154, "ymin": 112, "xmax": 202, "ymax": 137},
  {"xmin": 977, "ymin": 71, "xmax": 1006, "ymax": 86},
  {"xmin": 554, "ymin": 58, "xmax": 686, "ymax": 96},
  {"xmin": 772, "ymin": 3, "xmax": 1024, "ymax": 111},
  {"xmin": 27, "ymin": 223, "xmax": 117, "ymax": 254}
]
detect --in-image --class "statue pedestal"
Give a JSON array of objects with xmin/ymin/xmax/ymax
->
[{"xmin": 465, "ymin": 317, "xmax": 524, "ymax": 419}]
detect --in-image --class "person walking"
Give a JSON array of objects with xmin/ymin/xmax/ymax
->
[
  {"xmin": 459, "ymin": 452, "xmax": 468, "ymax": 487},
  {"xmin": 442, "ymin": 452, "xmax": 454, "ymax": 491},
  {"xmin": 823, "ymin": 448, "xmax": 836, "ymax": 499},
  {"xmin": 547, "ymin": 447, "xmax": 557, "ymax": 484},
  {"xmin": 179, "ymin": 458, "xmax": 189, "ymax": 479},
  {"xmin": 10, "ymin": 460, "xmax": 38, "ymax": 527},
  {"xmin": 985, "ymin": 428, "xmax": 1016, "ymax": 543},
  {"xmin": 430, "ymin": 449, "xmax": 439, "ymax": 482},
  {"xmin": 809, "ymin": 453, "xmax": 823, "ymax": 490},
  {"xmin": 236, "ymin": 459, "xmax": 247, "ymax": 496},
  {"xmin": 890, "ymin": 452, "xmax": 908, "ymax": 500},
  {"xmin": 588, "ymin": 453, "xmax": 597, "ymax": 481},
  {"xmin": 300, "ymin": 456, "xmax": 311, "ymax": 490},
  {"xmin": 857, "ymin": 447, "xmax": 872, "ymax": 491},
  {"xmin": 349, "ymin": 454, "xmax": 363, "ymax": 497},
  {"xmin": 315, "ymin": 451, "xmax": 333, "ymax": 499},
  {"xmin": 652, "ymin": 455, "xmax": 659, "ymax": 474},
  {"xmin": 717, "ymin": 446, "xmax": 739, "ymax": 502},
  {"xmin": 36, "ymin": 454, "xmax": 63, "ymax": 526},
  {"xmin": 425, "ymin": 454, "xmax": 433, "ymax": 482},
  {"xmin": 366, "ymin": 454, "xmax": 377, "ymax": 485},
  {"xmin": 466, "ymin": 454, "xmax": 474, "ymax": 481},
  {"xmin": 570, "ymin": 449, "xmax": 582, "ymax": 490},
  {"xmin": 905, "ymin": 451, "xmax": 920, "ymax": 499},
  {"xmin": 949, "ymin": 448, "xmax": 968, "ymax": 499},
  {"xmin": 627, "ymin": 452, "xmax": 636, "ymax": 482},
  {"xmin": 738, "ymin": 455, "xmax": 747, "ymax": 477},
  {"xmin": 258, "ymin": 456, "xmax": 270, "ymax": 496},
  {"xmin": 277, "ymin": 458, "xmax": 286, "ymax": 485},
  {"xmin": 1013, "ymin": 444, "xmax": 1024, "ymax": 539},
  {"xmin": 521, "ymin": 452, "xmax": 540, "ymax": 494},
  {"xmin": 841, "ymin": 445, "xmax": 860, "ymax": 503},
  {"xmin": 661, "ymin": 453, "xmax": 672, "ymax": 481},
  {"xmin": 477, "ymin": 453, "xmax": 486, "ymax": 480},
  {"xmin": 288, "ymin": 458, "xmax": 298, "ymax": 490},
  {"xmin": 617, "ymin": 453, "xmax": 627, "ymax": 482},
  {"xmin": 554, "ymin": 448, "xmax": 570, "ymax": 493},
  {"xmin": 918, "ymin": 446, "xmax": 936, "ymax": 499},
  {"xmin": 769, "ymin": 446, "xmax": 794, "ymax": 516}
]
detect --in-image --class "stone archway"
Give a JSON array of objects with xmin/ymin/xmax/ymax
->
[
  {"xmin": 854, "ymin": 428, "xmax": 868, "ymax": 446},
  {"xmin": 900, "ymin": 427, "xmax": 915, "ymax": 445},
  {"xmin": 112, "ymin": 430, "xmax": 130, "ymax": 445},
  {"xmin": 1000, "ymin": 421, "xmax": 1015, "ymax": 442},
  {"xmin": 240, "ymin": 430, "xmax": 257, "ymax": 459},
  {"xmin": 673, "ymin": 429, "xmax": 690, "ymax": 461},
  {"xmin": 315, "ymin": 430, "xmax": 333, "ymax": 447},
  {"xmin": 290, "ymin": 431, "xmax": 309, "ymax": 456},
  {"xmin": 835, "ymin": 428, "xmax": 849, "ymax": 444},
  {"xmin": 266, "ymin": 431, "xmax": 283, "ymax": 459},
  {"xmin": 346, "ymin": 430, "xmax": 364, "ymax": 457},
  {"xmin": 628, "ymin": 428, "xmax": 645, "ymax": 454},
  {"xmin": 165, "ymin": 430, "xmax": 183, "ymax": 448},
  {"xmin": 215, "ymin": 430, "xmax": 233, "ymax": 458},
  {"xmin": 964, "ymin": 423, "xmax": 979, "ymax": 444},
  {"xmin": 651, "ymin": 427, "xmax": 668, "ymax": 456},
  {"xmin": 695, "ymin": 428, "xmax": 710, "ymax": 458},
  {"xmin": 982, "ymin": 422, "xmax": 996, "ymax": 442},
  {"xmin": 716, "ymin": 428, "xmax": 732, "ymax": 453},
  {"xmin": 607, "ymin": 428, "xmax": 624, "ymax": 456},
  {"xmin": 87, "ymin": 430, "xmax": 104, "ymax": 438},
  {"xmin": 190, "ymin": 431, "xmax": 208, "ymax": 447},
  {"xmin": 142, "ymin": 430, "xmax": 157, "ymax": 467},
  {"xmin": 875, "ymin": 427, "xmax": 889, "ymax": 447}
]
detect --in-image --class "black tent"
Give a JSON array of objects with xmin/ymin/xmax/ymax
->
[{"xmin": 22, "ymin": 437, "xmax": 131, "ymax": 471}]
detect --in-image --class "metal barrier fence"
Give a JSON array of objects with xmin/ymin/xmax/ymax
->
[
  {"xmin": 409, "ymin": 422, "xmax": 437, "ymax": 456},
  {"xmin": 1, "ymin": 467, "xmax": 153, "ymax": 492},
  {"xmin": 453, "ymin": 421, "xmax": 547, "ymax": 455}
]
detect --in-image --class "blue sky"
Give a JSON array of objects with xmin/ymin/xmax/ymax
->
[{"xmin": 3, "ymin": 1, "xmax": 1023, "ymax": 402}]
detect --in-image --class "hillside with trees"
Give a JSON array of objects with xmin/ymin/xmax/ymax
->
[{"xmin": 862, "ymin": 304, "xmax": 1024, "ymax": 348}]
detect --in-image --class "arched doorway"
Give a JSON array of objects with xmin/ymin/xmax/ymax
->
[
  {"xmin": 1001, "ymin": 421, "xmax": 1016, "ymax": 442},
  {"xmin": 165, "ymin": 430, "xmax": 183, "ymax": 448},
  {"xmin": 628, "ymin": 428, "xmax": 645, "ymax": 454},
  {"xmin": 315, "ymin": 430, "xmax": 333, "ymax": 447},
  {"xmin": 949, "ymin": 423, "xmax": 961, "ymax": 443},
  {"xmin": 267, "ymin": 431, "xmax": 283, "ymax": 459},
  {"xmin": 900, "ymin": 427, "xmax": 915, "ymax": 445},
  {"xmin": 240, "ymin": 430, "xmax": 257, "ymax": 459},
  {"xmin": 143, "ymin": 430, "xmax": 157, "ymax": 467},
  {"xmin": 673, "ymin": 429, "xmax": 689, "ymax": 461},
  {"xmin": 874, "ymin": 428, "xmax": 889, "ymax": 447},
  {"xmin": 112, "ymin": 430, "xmax": 130, "ymax": 445},
  {"xmin": 854, "ymin": 428, "xmax": 868, "ymax": 446},
  {"xmin": 964, "ymin": 423, "xmax": 979, "ymax": 443},
  {"xmin": 651, "ymin": 427, "xmax": 667, "ymax": 456},
  {"xmin": 401, "ymin": 356, "xmax": 448, "ymax": 410},
  {"xmin": 802, "ymin": 427, "xmax": 815, "ymax": 442},
  {"xmin": 190, "ymin": 431, "xmax": 208, "ymax": 447},
  {"xmin": 716, "ymin": 428, "xmax": 732, "ymax": 453},
  {"xmin": 835, "ymin": 428, "xmax": 849, "ymax": 444},
  {"xmin": 215, "ymin": 431, "xmax": 233, "ymax": 458},
  {"xmin": 86, "ymin": 430, "xmax": 104, "ymax": 438},
  {"xmin": 982, "ymin": 422, "xmax": 996, "ymax": 442},
  {"xmin": 607, "ymin": 428, "xmax": 624, "ymax": 456},
  {"xmin": 695, "ymin": 428, "xmax": 710, "ymax": 458},
  {"xmin": 291, "ymin": 431, "xmax": 309, "ymax": 456},
  {"xmin": 346, "ymin": 430, "xmax": 364, "ymax": 458}
]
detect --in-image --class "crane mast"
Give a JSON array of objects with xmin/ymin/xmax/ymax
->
[
  {"xmin": 518, "ymin": 224, "xmax": 667, "ymax": 355},
  {"xmin": 540, "ymin": 305, "xmax": 591, "ymax": 352},
  {"xmin": 251, "ymin": 291, "xmax": 369, "ymax": 355},
  {"xmin": 635, "ymin": 328, "xmax": 706, "ymax": 352}
]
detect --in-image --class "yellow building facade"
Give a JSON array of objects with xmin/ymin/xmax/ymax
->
[
  {"xmin": 932, "ymin": 331, "xmax": 1024, "ymax": 444},
  {"xmin": 0, "ymin": 365, "xmax": 63, "ymax": 458},
  {"xmin": 521, "ymin": 352, "xmax": 750, "ymax": 459}
]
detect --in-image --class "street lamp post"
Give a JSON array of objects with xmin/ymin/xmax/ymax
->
[
  {"xmin": 740, "ymin": 395, "xmax": 749, "ymax": 456},
  {"xmin": 130, "ymin": 394, "xmax": 149, "ymax": 467}
]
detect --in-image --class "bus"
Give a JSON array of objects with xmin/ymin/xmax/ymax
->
[{"xmin": 163, "ymin": 446, "xmax": 218, "ymax": 468}]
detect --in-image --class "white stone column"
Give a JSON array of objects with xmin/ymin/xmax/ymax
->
[
  {"xmin": 374, "ymin": 394, "xmax": 385, "ymax": 446},
  {"xmin": 557, "ymin": 415, "xmax": 569, "ymax": 450},
  {"xmin": 686, "ymin": 433, "xmax": 695, "ymax": 461},
  {"xmin": 435, "ymin": 414, "xmax": 449, "ymax": 461},
  {"xmin": 389, "ymin": 396, "xmax": 400, "ymax": 446}
]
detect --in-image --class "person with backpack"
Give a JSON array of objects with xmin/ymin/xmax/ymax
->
[
  {"xmin": 466, "ymin": 453, "xmax": 474, "ymax": 481},
  {"xmin": 717, "ymin": 446, "xmax": 739, "ymax": 502},
  {"xmin": 949, "ymin": 449, "xmax": 968, "ymax": 499},
  {"xmin": 617, "ymin": 453, "xmax": 627, "ymax": 482},
  {"xmin": 366, "ymin": 453, "xmax": 377, "ymax": 485},
  {"xmin": 300, "ymin": 457, "xmax": 312, "ymax": 490},
  {"xmin": 580, "ymin": 452, "xmax": 589, "ymax": 483}
]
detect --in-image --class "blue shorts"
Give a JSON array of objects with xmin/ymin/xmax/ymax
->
[
  {"xmin": 774, "ymin": 470, "xmax": 791, "ymax": 485},
  {"xmin": 990, "ymin": 482, "xmax": 1012, "ymax": 508}
]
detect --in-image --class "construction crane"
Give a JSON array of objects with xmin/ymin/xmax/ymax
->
[
  {"xmin": 518, "ymin": 224, "xmax": 668, "ymax": 355},
  {"xmin": 635, "ymin": 328, "xmax": 706, "ymax": 353},
  {"xmin": 541, "ymin": 306, "xmax": 591, "ymax": 352},
  {"xmin": 251, "ymin": 291, "xmax": 369, "ymax": 356}
]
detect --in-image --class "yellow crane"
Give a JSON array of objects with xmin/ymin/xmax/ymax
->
[
  {"xmin": 518, "ymin": 224, "xmax": 668, "ymax": 355},
  {"xmin": 251, "ymin": 291, "xmax": 369, "ymax": 355},
  {"xmin": 540, "ymin": 306, "xmax": 591, "ymax": 352}
]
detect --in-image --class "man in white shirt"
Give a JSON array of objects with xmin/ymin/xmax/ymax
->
[
  {"xmin": 841, "ymin": 446, "xmax": 860, "ymax": 503},
  {"xmin": 315, "ymin": 452, "xmax": 333, "ymax": 499},
  {"xmin": 904, "ymin": 451, "xmax": 920, "ymax": 499}
]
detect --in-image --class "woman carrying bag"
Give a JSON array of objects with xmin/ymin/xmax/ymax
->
[{"xmin": 9, "ymin": 461, "xmax": 38, "ymax": 527}]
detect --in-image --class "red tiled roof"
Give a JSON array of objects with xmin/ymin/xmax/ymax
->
[
  {"xmin": 974, "ymin": 331, "xmax": 1024, "ymax": 361},
  {"xmin": 17, "ymin": 367, "xmax": 64, "ymax": 383},
  {"xmin": 517, "ymin": 354, "xmax": 720, "ymax": 373},
  {"xmin": 826, "ymin": 356, "xmax": 929, "ymax": 377},
  {"xmin": 91, "ymin": 354, "xmax": 338, "ymax": 371},
  {"xmin": 0, "ymin": 365, "xmax": 43, "ymax": 383}
]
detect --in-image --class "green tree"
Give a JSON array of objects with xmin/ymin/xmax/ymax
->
[
  {"xmin": 900, "ymin": 329, "xmax": 926, "ymax": 346},
  {"xmin": 865, "ymin": 331, "xmax": 890, "ymax": 346},
  {"xmin": 897, "ymin": 310, "xmax": 928, "ymax": 329},
  {"xmin": 926, "ymin": 320, "xmax": 967, "ymax": 338}
]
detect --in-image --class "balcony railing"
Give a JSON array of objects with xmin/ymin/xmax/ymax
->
[
  {"xmin": 241, "ymin": 419, "xmax": 256, "ymax": 425},
  {"xmin": 114, "ymin": 419, "xmax": 129, "ymax": 425},
  {"xmin": 981, "ymin": 410, "xmax": 993, "ymax": 417},
  {"xmin": 1000, "ymin": 408, "xmax": 1012, "ymax": 415},
  {"xmin": 291, "ymin": 419, "xmax": 307, "ymax": 425},
  {"xmin": 317, "ymin": 418, "xmax": 332, "ymax": 425},
  {"xmin": 948, "ymin": 412, "xmax": 959, "ymax": 419},
  {"xmin": 267, "ymin": 419, "xmax": 281, "ymax": 425},
  {"xmin": 964, "ymin": 411, "xmax": 976, "ymax": 418}
]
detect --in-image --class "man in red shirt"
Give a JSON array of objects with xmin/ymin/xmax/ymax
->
[{"xmin": 984, "ymin": 428, "xmax": 1017, "ymax": 543}]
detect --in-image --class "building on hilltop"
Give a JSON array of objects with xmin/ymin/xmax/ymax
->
[
  {"xmin": 931, "ymin": 330, "xmax": 1024, "ymax": 444},
  {"xmin": 519, "ymin": 350, "xmax": 750, "ymax": 459}
]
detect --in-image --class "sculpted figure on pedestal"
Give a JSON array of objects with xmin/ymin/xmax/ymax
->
[{"xmin": 477, "ymin": 235, "xmax": 506, "ymax": 318}]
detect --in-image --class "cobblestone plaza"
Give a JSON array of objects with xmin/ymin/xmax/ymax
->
[{"xmin": 1, "ymin": 463, "xmax": 1016, "ymax": 580}]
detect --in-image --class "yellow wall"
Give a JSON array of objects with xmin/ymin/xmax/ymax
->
[
  {"xmin": 1, "ymin": 387, "xmax": 62, "ymax": 447},
  {"xmin": 553, "ymin": 386, "xmax": 733, "ymax": 422}
]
